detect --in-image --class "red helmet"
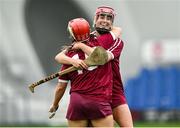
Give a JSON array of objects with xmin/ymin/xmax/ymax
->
[
  {"xmin": 68, "ymin": 18, "xmax": 90, "ymax": 42},
  {"xmin": 95, "ymin": 6, "xmax": 116, "ymax": 18}
]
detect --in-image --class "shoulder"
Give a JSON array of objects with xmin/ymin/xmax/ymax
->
[{"xmin": 111, "ymin": 27, "xmax": 122, "ymax": 39}]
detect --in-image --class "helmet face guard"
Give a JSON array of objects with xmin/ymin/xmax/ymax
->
[
  {"xmin": 68, "ymin": 18, "xmax": 90, "ymax": 42},
  {"xmin": 94, "ymin": 6, "xmax": 116, "ymax": 34}
]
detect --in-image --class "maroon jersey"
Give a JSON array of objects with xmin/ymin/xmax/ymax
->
[
  {"xmin": 59, "ymin": 48, "xmax": 113, "ymax": 102},
  {"xmin": 89, "ymin": 32, "xmax": 126, "ymax": 107}
]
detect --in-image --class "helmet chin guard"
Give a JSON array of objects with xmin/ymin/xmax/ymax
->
[
  {"xmin": 95, "ymin": 26, "xmax": 110, "ymax": 35},
  {"xmin": 68, "ymin": 18, "xmax": 90, "ymax": 42}
]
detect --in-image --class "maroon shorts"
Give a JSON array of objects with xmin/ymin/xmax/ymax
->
[
  {"xmin": 112, "ymin": 84, "xmax": 127, "ymax": 108},
  {"xmin": 66, "ymin": 92, "xmax": 112, "ymax": 120}
]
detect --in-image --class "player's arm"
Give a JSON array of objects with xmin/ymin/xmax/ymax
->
[
  {"xmin": 55, "ymin": 50, "xmax": 88, "ymax": 69},
  {"xmin": 55, "ymin": 50, "xmax": 74, "ymax": 65},
  {"xmin": 49, "ymin": 82, "xmax": 67, "ymax": 113},
  {"xmin": 72, "ymin": 43, "xmax": 113, "ymax": 61}
]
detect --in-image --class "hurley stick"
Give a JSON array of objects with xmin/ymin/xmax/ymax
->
[{"xmin": 28, "ymin": 46, "xmax": 108, "ymax": 93}]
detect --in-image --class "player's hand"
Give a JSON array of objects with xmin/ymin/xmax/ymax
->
[
  {"xmin": 71, "ymin": 59, "xmax": 88, "ymax": 69},
  {"xmin": 49, "ymin": 104, "xmax": 59, "ymax": 119}
]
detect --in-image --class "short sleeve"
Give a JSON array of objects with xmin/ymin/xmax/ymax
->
[
  {"xmin": 58, "ymin": 65, "xmax": 69, "ymax": 83},
  {"xmin": 108, "ymin": 39, "xmax": 124, "ymax": 59}
]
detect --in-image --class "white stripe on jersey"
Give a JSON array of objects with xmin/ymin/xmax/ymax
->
[
  {"xmin": 107, "ymin": 50, "xmax": 114, "ymax": 59},
  {"xmin": 110, "ymin": 31, "xmax": 116, "ymax": 40},
  {"xmin": 108, "ymin": 38, "xmax": 122, "ymax": 52},
  {"xmin": 106, "ymin": 38, "xmax": 122, "ymax": 59},
  {"xmin": 58, "ymin": 79, "xmax": 68, "ymax": 83},
  {"xmin": 108, "ymin": 39, "xmax": 118, "ymax": 51}
]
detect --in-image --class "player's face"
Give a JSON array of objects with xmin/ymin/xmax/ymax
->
[{"xmin": 95, "ymin": 13, "xmax": 113, "ymax": 30}]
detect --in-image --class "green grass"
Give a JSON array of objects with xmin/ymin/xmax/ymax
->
[
  {"xmin": 1, "ymin": 121, "xmax": 180, "ymax": 127},
  {"xmin": 134, "ymin": 121, "xmax": 180, "ymax": 127}
]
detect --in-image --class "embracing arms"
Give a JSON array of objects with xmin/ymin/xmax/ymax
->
[{"xmin": 55, "ymin": 26, "xmax": 122, "ymax": 67}]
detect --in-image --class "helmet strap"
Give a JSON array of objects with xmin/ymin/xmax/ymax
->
[
  {"xmin": 95, "ymin": 25, "xmax": 111, "ymax": 35},
  {"xmin": 96, "ymin": 27, "xmax": 109, "ymax": 34}
]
